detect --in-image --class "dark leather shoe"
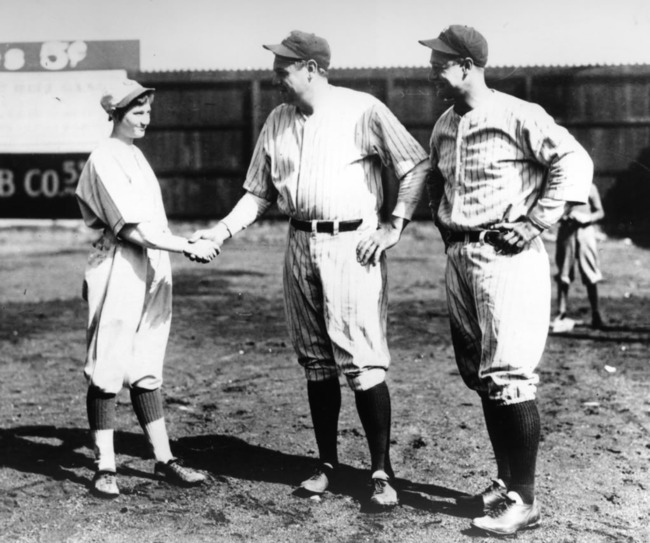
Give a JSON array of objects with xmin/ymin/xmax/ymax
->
[
  {"xmin": 456, "ymin": 479, "xmax": 508, "ymax": 512},
  {"xmin": 154, "ymin": 458, "xmax": 206, "ymax": 486}
]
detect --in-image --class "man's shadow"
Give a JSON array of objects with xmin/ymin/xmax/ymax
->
[{"xmin": 0, "ymin": 425, "xmax": 475, "ymax": 517}]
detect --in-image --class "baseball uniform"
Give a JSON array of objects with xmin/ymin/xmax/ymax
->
[
  {"xmin": 241, "ymin": 86, "xmax": 427, "ymax": 391},
  {"xmin": 555, "ymin": 183, "xmax": 604, "ymax": 286},
  {"xmin": 421, "ymin": 25, "xmax": 593, "ymax": 533},
  {"xmin": 203, "ymin": 31, "xmax": 427, "ymax": 504},
  {"xmin": 76, "ymin": 138, "xmax": 172, "ymax": 394},
  {"xmin": 429, "ymin": 90, "xmax": 593, "ymax": 403}
]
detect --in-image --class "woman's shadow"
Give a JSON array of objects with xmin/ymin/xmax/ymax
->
[{"xmin": 0, "ymin": 425, "xmax": 473, "ymax": 517}]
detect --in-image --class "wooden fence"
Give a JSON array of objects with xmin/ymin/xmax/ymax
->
[{"xmin": 138, "ymin": 65, "xmax": 650, "ymax": 235}]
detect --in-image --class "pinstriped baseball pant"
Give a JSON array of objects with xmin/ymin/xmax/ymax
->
[
  {"xmin": 445, "ymin": 237, "xmax": 550, "ymax": 404},
  {"xmin": 283, "ymin": 226, "xmax": 390, "ymax": 391}
]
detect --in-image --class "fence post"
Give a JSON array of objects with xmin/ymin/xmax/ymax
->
[
  {"xmin": 384, "ymin": 75, "xmax": 395, "ymax": 109},
  {"xmin": 249, "ymin": 78, "xmax": 262, "ymax": 158}
]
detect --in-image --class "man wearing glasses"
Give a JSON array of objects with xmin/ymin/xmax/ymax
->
[{"xmin": 419, "ymin": 25, "xmax": 593, "ymax": 535}]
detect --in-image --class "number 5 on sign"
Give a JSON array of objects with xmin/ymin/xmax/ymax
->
[{"xmin": 40, "ymin": 41, "xmax": 88, "ymax": 70}]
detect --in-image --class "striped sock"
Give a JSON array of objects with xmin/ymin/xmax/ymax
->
[
  {"xmin": 130, "ymin": 388, "xmax": 173, "ymax": 463},
  {"xmin": 130, "ymin": 387, "xmax": 164, "ymax": 426},
  {"xmin": 86, "ymin": 386, "xmax": 116, "ymax": 430}
]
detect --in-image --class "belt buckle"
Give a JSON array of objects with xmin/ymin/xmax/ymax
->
[
  {"xmin": 311, "ymin": 220, "xmax": 318, "ymax": 234},
  {"xmin": 332, "ymin": 220, "xmax": 339, "ymax": 235},
  {"xmin": 480, "ymin": 230, "xmax": 500, "ymax": 246}
]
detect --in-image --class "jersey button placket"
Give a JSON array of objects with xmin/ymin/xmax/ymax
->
[
  {"xmin": 292, "ymin": 115, "xmax": 306, "ymax": 217},
  {"xmin": 451, "ymin": 116, "xmax": 466, "ymax": 227}
]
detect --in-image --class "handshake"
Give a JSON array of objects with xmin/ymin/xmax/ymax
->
[{"xmin": 182, "ymin": 223, "xmax": 231, "ymax": 264}]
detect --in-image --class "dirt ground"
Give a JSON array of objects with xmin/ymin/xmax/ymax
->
[{"xmin": 0, "ymin": 221, "xmax": 648, "ymax": 543}]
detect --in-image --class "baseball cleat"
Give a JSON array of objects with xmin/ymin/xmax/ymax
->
[
  {"xmin": 299, "ymin": 463, "xmax": 335, "ymax": 494},
  {"xmin": 456, "ymin": 478, "xmax": 508, "ymax": 512},
  {"xmin": 154, "ymin": 458, "xmax": 206, "ymax": 486},
  {"xmin": 370, "ymin": 475, "xmax": 399, "ymax": 508},
  {"xmin": 471, "ymin": 492, "xmax": 541, "ymax": 536},
  {"xmin": 91, "ymin": 470, "xmax": 119, "ymax": 499}
]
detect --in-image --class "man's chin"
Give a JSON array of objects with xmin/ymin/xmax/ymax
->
[
  {"xmin": 280, "ymin": 93, "xmax": 295, "ymax": 104},
  {"xmin": 435, "ymin": 88, "xmax": 455, "ymax": 102}
]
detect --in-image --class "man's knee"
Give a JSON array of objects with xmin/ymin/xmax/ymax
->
[{"xmin": 345, "ymin": 368, "xmax": 386, "ymax": 392}]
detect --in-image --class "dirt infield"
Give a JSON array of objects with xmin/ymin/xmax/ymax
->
[{"xmin": 0, "ymin": 221, "xmax": 649, "ymax": 543}]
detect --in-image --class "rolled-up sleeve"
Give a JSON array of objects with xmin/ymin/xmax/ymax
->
[
  {"xmin": 242, "ymin": 120, "xmax": 277, "ymax": 203},
  {"xmin": 76, "ymin": 150, "xmax": 153, "ymax": 235}
]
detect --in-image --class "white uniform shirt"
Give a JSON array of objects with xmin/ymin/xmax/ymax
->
[
  {"xmin": 75, "ymin": 138, "xmax": 173, "ymax": 392},
  {"xmin": 76, "ymin": 138, "xmax": 168, "ymax": 235},
  {"xmin": 429, "ymin": 90, "xmax": 593, "ymax": 231},
  {"xmin": 244, "ymin": 85, "xmax": 427, "ymax": 222}
]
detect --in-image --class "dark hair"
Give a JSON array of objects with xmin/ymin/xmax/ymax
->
[{"xmin": 112, "ymin": 91, "xmax": 155, "ymax": 122}]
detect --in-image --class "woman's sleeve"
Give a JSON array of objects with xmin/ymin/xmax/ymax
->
[{"xmin": 90, "ymin": 151, "xmax": 154, "ymax": 235}]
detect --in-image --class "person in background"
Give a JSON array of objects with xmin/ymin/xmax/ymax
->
[
  {"xmin": 554, "ymin": 182, "xmax": 605, "ymax": 329},
  {"xmin": 75, "ymin": 79, "xmax": 217, "ymax": 498}
]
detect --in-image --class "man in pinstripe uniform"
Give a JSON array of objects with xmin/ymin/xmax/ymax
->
[
  {"xmin": 192, "ymin": 30, "xmax": 428, "ymax": 507},
  {"xmin": 419, "ymin": 26, "xmax": 593, "ymax": 535}
]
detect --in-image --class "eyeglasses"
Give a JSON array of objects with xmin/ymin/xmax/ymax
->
[{"xmin": 429, "ymin": 59, "xmax": 462, "ymax": 75}]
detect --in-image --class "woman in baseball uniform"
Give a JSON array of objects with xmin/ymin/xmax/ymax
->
[{"xmin": 76, "ymin": 79, "xmax": 217, "ymax": 498}]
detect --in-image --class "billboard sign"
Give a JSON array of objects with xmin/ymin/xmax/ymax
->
[
  {"xmin": 0, "ymin": 40, "xmax": 139, "ymax": 73},
  {"xmin": 0, "ymin": 40, "xmax": 140, "ymax": 219}
]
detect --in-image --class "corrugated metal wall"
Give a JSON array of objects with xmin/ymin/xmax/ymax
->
[{"xmin": 138, "ymin": 65, "xmax": 650, "ymax": 234}]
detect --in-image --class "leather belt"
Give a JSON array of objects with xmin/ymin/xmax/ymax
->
[
  {"xmin": 290, "ymin": 218, "xmax": 362, "ymax": 234},
  {"xmin": 446, "ymin": 230, "xmax": 501, "ymax": 245}
]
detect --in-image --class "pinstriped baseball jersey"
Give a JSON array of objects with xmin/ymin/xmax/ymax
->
[
  {"xmin": 244, "ymin": 85, "xmax": 426, "ymax": 390},
  {"xmin": 429, "ymin": 90, "xmax": 593, "ymax": 403},
  {"xmin": 430, "ymin": 90, "xmax": 592, "ymax": 232},
  {"xmin": 244, "ymin": 85, "xmax": 427, "ymax": 222}
]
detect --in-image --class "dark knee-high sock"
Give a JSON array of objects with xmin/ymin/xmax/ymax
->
[
  {"xmin": 130, "ymin": 387, "xmax": 173, "ymax": 462},
  {"xmin": 87, "ymin": 386, "xmax": 117, "ymax": 471},
  {"xmin": 130, "ymin": 387, "xmax": 164, "ymax": 427},
  {"xmin": 307, "ymin": 379, "xmax": 341, "ymax": 467},
  {"xmin": 87, "ymin": 386, "xmax": 116, "ymax": 430},
  {"xmin": 499, "ymin": 400, "xmax": 540, "ymax": 504},
  {"xmin": 354, "ymin": 381, "xmax": 391, "ymax": 476},
  {"xmin": 481, "ymin": 397, "xmax": 511, "ymax": 485}
]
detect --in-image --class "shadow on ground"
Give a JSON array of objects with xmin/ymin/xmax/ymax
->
[{"xmin": 0, "ymin": 425, "xmax": 472, "ymax": 517}]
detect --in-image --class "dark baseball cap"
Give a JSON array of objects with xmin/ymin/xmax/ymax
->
[
  {"xmin": 263, "ymin": 30, "xmax": 331, "ymax": 69},
  {"xmin": 419, "ymin": 25, "xmax": 488, "ymax": 67}
]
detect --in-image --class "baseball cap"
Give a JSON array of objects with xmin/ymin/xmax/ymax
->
[
  {"xmin": 100, "ymin": 79, "xmax": 155, "ymax": 113},
  {"xmin": 419, "ymin": 25, "xmax": 488, "ymax": 67},
  {"xmin": 263, "ymin": 30, "xmax": 331, "ymax": 69}
]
